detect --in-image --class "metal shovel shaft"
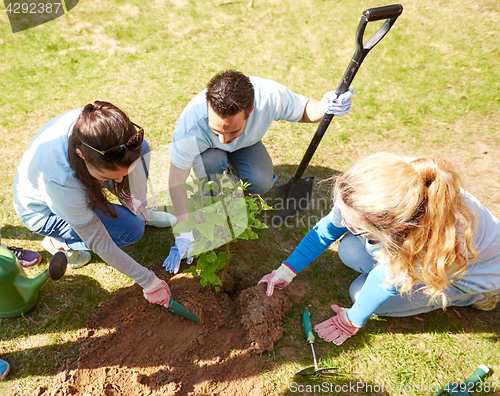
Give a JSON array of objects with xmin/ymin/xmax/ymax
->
[{"xmin": 272, "ymin": 4, "xmax": 403, "ymax": 220}]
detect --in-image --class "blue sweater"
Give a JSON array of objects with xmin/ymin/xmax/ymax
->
[{"xmin": 284, "ymin": 191, "xmax": 500, "ymax": 326}]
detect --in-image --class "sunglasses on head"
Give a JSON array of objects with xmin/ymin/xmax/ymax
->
[{"xmin": 80, "ymin": 123, "xmax": 144, "ymax": 162}]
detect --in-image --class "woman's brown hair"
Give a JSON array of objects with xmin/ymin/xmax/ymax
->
[{"xmin": 68, "ymin": 101, "xmax": 142, "ymax": 218}]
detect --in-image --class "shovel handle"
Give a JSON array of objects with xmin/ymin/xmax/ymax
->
[
  {"xmin": 336, "ymin": 4, "xmax": 403, "ymax": 96},
  {"xmin": 292, "ymin": 4, "xmax": 403, "ymax": 182},
  {"xmin": 303, "ymin": 311, "xmax": 315, "ymax": 343}
]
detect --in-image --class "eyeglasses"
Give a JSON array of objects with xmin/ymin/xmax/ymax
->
[
  {"xmin": 341, "ymin": 217, "xmax": 369, "ymax": 237},
  {"xmin": 80, "ymin": 123, "xmax": 144, "ymax": 162}
]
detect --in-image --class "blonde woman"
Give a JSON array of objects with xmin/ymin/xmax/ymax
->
[{"xmin": 259, "ymin": 153, "xmax": 500, "ymax": 345}]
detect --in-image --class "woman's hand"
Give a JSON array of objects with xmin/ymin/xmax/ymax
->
[
  {"xmin": 314, "ymin": 304, "xmax": 362, "ymax": 345},
  {"xmin": 143, "ymin": 276, "xmax": 171, "ymax": 308},
  {"xmin": 258, "ymin": 263, "xmax": 296, "ymax": 296}
]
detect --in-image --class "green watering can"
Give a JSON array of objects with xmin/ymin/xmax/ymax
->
[{"xmin": 0, "ymin": 246, "xmax": 67, "ymax": 318}]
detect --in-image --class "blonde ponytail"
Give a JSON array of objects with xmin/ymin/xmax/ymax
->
[{"xmin": 335, "ymin": 153, "xmax": 477, "ymax": 304}]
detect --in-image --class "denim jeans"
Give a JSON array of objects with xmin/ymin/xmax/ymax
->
[
  {"xmin": 193, "ymin": 141, "xmax": 277, "ymax": 195},
  {"xmin": 36, "ymin": 205, "xmax": 146, "ymax": 251},
  {"xmin": 337, "ymin": 232, "xmax": 483, "ymax": 317},
  {"xmin": 35, "ymin": 140, "xmax": 150, "ymax": 251}
]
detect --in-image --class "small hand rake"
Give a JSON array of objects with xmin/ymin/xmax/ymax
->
[{"xmin": 295, "ymin": 311, "xmax": 339, "ymax": 376}]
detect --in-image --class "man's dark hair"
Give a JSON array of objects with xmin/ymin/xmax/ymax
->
[{"xmin": 206, "ymin": 70, "xmax": 255, "ymax": 119}]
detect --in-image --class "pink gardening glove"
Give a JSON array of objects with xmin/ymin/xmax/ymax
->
[
  {"xmin": 258, "ymin": 263, "xmax": 296, "ymax": 296},
  {"xmin": 314, "ymin": 304, "xmax": 362, "ymax": 345},
  {"xmin": 119, "ymin": 191, "xmax": 150, "ymax": 223},
  {"xmin": 143, "ymin": 278, "xmax": 171, "ymax": 308}
]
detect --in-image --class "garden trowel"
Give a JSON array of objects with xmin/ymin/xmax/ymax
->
[{"xmin": 169, "ymin": 298, "xmax": 201, "ymax": 324}]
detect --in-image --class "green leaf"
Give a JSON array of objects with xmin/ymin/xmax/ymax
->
[
  {"xmin": 215, "ymin": 286, "xmax": 220, "ymax": 292},
  {"xmin": 246, "ymin": 229, "xmax": 258, "ymax": 239},
  {"xmin": 252, "ymin": 220, "xmax": 268, "ymax": 229},
  {"xmin": 185, "ymin": 199, "xmax": 198, "ymax": 212},
  {"xmin": 196, "ymin": 221, "xmax": 215, "ymax": 241},
  {"xmin": 215, "ymin": 252, "xmax": 227, "ymax": 270},
  {"xmin": 201, "ymin": 270, "xmax": 222, "ymax": 286},
  {"xmin": 202, "ymin": 195, "xmax": 219, "ymax": 205},
  {"xmin": 192, "ymin": 239, "xmax": 208, "ymax": 256},
  {"xmin": 206, "ymin": 251, "xmax": 217, "ymax": 262},
  {"xmin": 206, "ymin": 181, "xmax": 220, "ymax": 192},
  {"xmin": 200, "ymin": 278, "xmax": 208, "ymax": 287},
  {"xmin": 180, "ymin": 183, "xmax": 194, "ymax": 193},
  {"xmin": 192, "ymin": 177, "xmax": 203, "ymax": 186},
  {"xmin": 172, "ymin": 219, "xmax": 194, "ymax": 233},
  {"xmin": 183, "ymin": 266, "xmax": 199, "ymax": 276},
  {"xmin": 196, "ymin": 253, "xmax": 208, "ymax": 269},
  {"xmin": 237, "ymin": 230, "xmax": 249, "ymax": 240}
]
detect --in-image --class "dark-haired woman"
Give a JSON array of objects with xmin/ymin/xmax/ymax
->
[{"xmin": 14, "ymin": 102, "xmax": 174, "ymax": 308}]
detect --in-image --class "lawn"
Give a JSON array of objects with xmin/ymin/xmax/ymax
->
[{"xmin": 0, "ymin": 0, "xmax": 499, "ymax": 395}]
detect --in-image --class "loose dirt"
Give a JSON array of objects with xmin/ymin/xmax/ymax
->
[{"xmin": 44, "ymin": 273, "xmax": 305, "ymax": 396}]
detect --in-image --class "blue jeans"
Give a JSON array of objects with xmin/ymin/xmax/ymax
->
[
  {"xmin": 36, "ymin": 205, "xmax": 146, "ymax": 251},
  {"xmin": 35, "ymin": 140, "xmax": 150, "ymax": 251},
  {"xmin": 193, "ymin": 141, "xmax": 277, "ymax": 195},
  {"xmin": 337, "ymin": 232, "xmax": 483, "ymax": 317}
]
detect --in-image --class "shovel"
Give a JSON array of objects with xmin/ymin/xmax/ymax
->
[
  {"xmin": 296, "ymin": 311, "xmax": 339, "ymax": 376},
  {"xmin": 272, "ymin": 4, "xmax": 404, "ymax": 219},
  {"xmin": 169, "ymin": 297, "xmax": 201, "ymax": 324}
]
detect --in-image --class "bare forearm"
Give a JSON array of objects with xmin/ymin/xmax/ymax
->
[
  {"xmin": 170, "ymin": 185, "xmax": 189, "ymax": 223},
  {"xmin": 299, "ymin": 98, "xmax": 324, "ymax": 123},
  {"xmin": 169, "ymin": 163, "xmax": 191, "ymax": 224}
]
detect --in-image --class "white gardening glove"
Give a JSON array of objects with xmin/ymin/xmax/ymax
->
[
  {"xmin": 257, "ymin": 263, "xmax": 296, "ymax": 296},
  {"xmin": 163, "ymin": 232, "xmax": 194, "ymax": 274},
  {"xmin": 320, "ymin": 88, "xmax": 354, "ymax": 117},
  {"xmin": 143, "ymin": 276, "xmax": 171, "ymax": 308},
  {"xmin": 314, "ymin": 304, "xmax": 362, "ymax": 345}
]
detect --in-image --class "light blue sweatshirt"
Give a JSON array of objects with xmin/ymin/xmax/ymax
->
[{"xmin": 284, "ymin": 190, "xmax": 500, "ymax": 325}]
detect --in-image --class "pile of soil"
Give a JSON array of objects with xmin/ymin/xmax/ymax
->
[{"xmin": 44, "ymin": 273, "xmax": 305, "ymax": 396}]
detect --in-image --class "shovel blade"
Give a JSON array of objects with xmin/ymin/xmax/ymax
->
[
  {"xmin": 272, "ymin": 176, "xmax": 314, "ymax": 220},
  {"xmin": 296, "ymin": 366, "xmax": 340, "ymax": 377},
  {"xmin": 168, "ymin": 298, "xmax": 201, "ymax": 324}
]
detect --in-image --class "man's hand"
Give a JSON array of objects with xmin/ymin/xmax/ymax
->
[
  {"xmin": 143, "ymin": 276, "xmax": 171, "ymax": 308},
  {"xmin": 258, "ymin": 263, "xmax": 296, "ymax": 296},
  {"xmin": 163, "ymin": 233, "xmax": 194, "ymax": 274},
  {"xmin": 314, "ymin": 304, "xmax": 361, "ymax": 345},
  {"xmin": 320, "ymin": 89, "xmax": 354, "ymax": 117}
]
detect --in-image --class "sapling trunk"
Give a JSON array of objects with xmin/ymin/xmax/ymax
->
[
  {"xmin": 221, "ymin": 241, "xmax": 231, "ymax": 286},
  {"xmin": 219, "ymin": 195, "xmax": 234, "ymax": 287}
]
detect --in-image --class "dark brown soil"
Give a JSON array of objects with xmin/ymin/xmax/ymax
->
[{"xmin": 44, "ymin": 272, "xmax": 306, "ymax": 396}]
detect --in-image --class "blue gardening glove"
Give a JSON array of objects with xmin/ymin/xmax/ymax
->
[
  {"xmin": 320, "ymin": 88, "xmax": 354, "ymax": 117},
  {"xmin": 163, "ymin": 233, "xmax": 194, "ymax": 274}
]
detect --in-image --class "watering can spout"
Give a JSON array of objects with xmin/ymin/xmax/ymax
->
[{"xmin": 14, "ymin": 271, "xmax": 50, "ymax": 306}]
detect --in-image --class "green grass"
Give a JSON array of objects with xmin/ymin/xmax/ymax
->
[{"xmin": 1, "ymin": 0, "xmax": 500, "ymax": 394}]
